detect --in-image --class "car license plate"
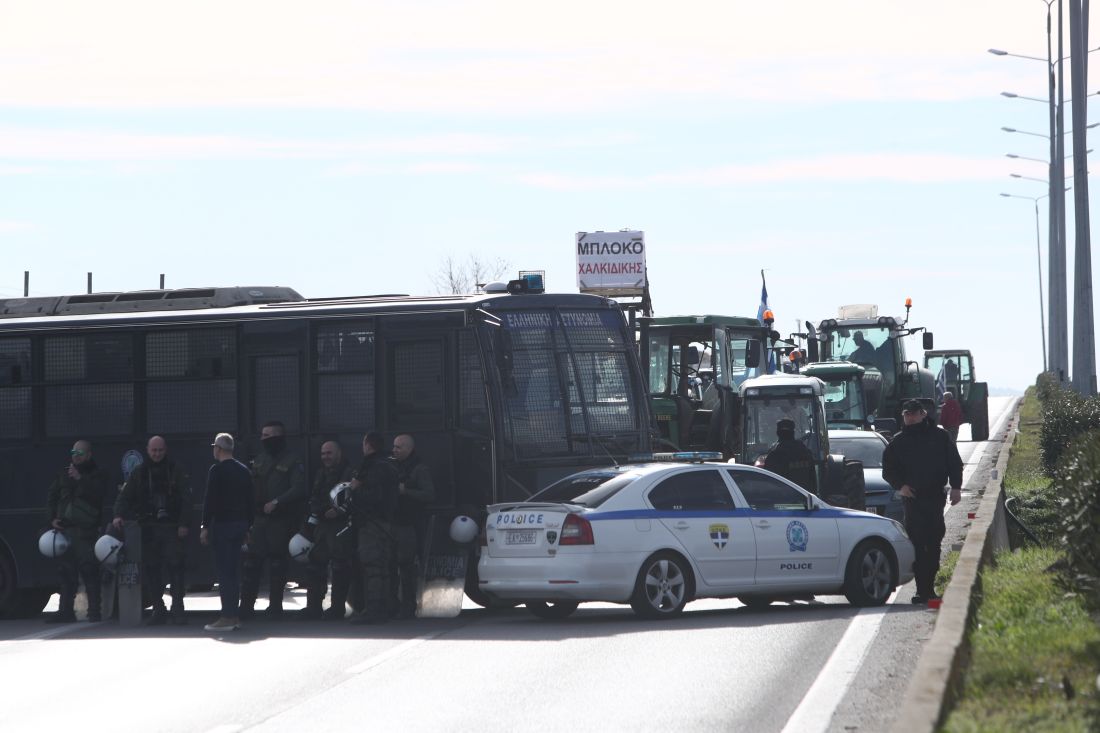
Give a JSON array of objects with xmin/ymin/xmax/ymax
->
[{"xmin": 505, "ymin": 530, "xmax": 537, "ymax": 545}]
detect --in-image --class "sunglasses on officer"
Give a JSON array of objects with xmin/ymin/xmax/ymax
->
[{"xmin": 70, "ymin": 449, "xmax": 87, "ymax": 457}]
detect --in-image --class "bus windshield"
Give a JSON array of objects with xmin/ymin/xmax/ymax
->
[{"xmin": 497, "ymin": 308, "xmax": 643, "ymax": 460}]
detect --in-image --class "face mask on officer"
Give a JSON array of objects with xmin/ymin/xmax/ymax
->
[{"xmin": 262, "ymin": 435, "xmax": 286, "ymax": 455}]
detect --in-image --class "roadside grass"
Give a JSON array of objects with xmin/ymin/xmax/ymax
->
[
  {"xmin": 941, "ymin": 547, "xmax": 1100, "ymax": 732},
  {"xmin": 935, "ymin": 551, "xmax": 959, "ymax": 598},
  {"xmin": 1004, "ymin": 386, "xmax": 1061, "ymax": 543},
  {"xmin": 940, "ymin": 387, "xmax": 1100, "ymax": 732}
]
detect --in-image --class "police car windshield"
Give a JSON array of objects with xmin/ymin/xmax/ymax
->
[
  {"xmin": 828, "ymin": 436, "xmax": 884, "ymax": 468},
  {"xmin": 531, "ymin": 470, "xmax": 637, "ymax": 507}
]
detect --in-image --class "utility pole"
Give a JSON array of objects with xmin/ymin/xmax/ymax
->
[
  {"xmin": 1069, "ymin": 0, "xmax": 1097, "ymax": 393},
  {"xmin": 1051, "ymin": 0, "xmax": 1070, "ymax": 382}
]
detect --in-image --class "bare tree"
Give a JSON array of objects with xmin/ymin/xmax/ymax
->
[{"xmin": 431, "ymin": 253, "xmax": 510, "ymax": 295}]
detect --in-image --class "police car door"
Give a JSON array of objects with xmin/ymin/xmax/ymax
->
[
  {"xmin": 726, "ymin": 468, "xmax": 840, "ymax": 585},
  {"xmin": 647, "ymin": 467, "xmax": 755, "ymax": 590}
]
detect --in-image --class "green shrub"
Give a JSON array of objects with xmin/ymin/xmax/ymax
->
[
  {"xmin": 1054, "ymin": 428, "xmax": 1100, "ymax": 605},
  {"xmin": 1039, "ymin": 385, "xmax": 1100, "ymax": 476}
]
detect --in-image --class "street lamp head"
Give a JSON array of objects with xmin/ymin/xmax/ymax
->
[
  {"xmin": 1000, "ymin": 91, "xmax": 1018, "ymax": 98},
  {"xmin": 1002, "ymin": 127, "xmax": 1017, "ymax": 133},
  {"xmin": 988, "ymin": 49, "xmax": 1008, "ymax": 56}
]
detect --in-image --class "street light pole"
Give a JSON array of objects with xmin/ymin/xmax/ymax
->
[
  {"xmin": 1001, "ymin": 191, "xmax": 1055, "ymax": 372},
  {"xmin": 1053, "ymin": 0, "xmax": 1070, "ymax": 383},
  {"xmin": 1069, "ymin": 0, "xmax": 1096, "ymax": 394}
]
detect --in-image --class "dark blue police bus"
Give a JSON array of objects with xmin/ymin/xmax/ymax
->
[{"xmin": 0, "ymin": 279, "xmax": 650, "ymax": 617}]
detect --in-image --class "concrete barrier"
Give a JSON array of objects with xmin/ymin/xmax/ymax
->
[{"xmin": 891, "ymin": 404, "xmax": 1019, "ymax": 733}]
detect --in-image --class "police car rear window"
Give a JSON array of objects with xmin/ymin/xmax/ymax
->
[{"xmin": 531, "ymin": 471, "xmax": 636, "ymax": 507}]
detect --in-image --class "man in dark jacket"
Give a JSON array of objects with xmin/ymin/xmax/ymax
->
[
  {"xmin": 200, "ymin": 432, "xmax": 253, "ymax": 632},
  {"xmin": 241, "ymin": 420, "xmax": 307, "ymax": 619},
  {"xmin": 46, "ymin": 439, "xmax": 109, "ymax": 622},
  {"xmin": 349, "ymin": 432, "xmax": 399, "ymax": 624},
  {"xmin": 113, "ymin": 436, "xmax": 192, "ymax": 625},
  {"xmin": 300, "ymin": 440, "xmax": 355, "ymax": 620},
  {"xmin": 390, "ymin": 434, "xmax": 435, "ymax": 619},
  {"xmin": 763, "ymin": 419, "xmax": 816, "ymax": 492},
  {"xmin": 882, "ymin": 399, "xmax": 964, "ymax": 604}
]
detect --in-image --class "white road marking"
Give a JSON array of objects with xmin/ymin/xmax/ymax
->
[
  {"xmin": 780, "ymin": 606, "xmax": 888, "ymax": 733},
  {"xmin": 344, "ymin": 632, "xmax": 444, "ymax": 675},
  {"xmin": 781, "ymin": 397, "xmax": 1018, "ymax": 733}
]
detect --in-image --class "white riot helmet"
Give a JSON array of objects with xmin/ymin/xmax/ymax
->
[
  {"xmin": 329, "ymin": 481, "xmax": 353, "ymax": 515},
  {"xmin": 449, "ymin": 515, "xmax": 479, "ymax": 544},
  {"xmin": 288, "ymin": 533, "xmax": 314, "ymax": 563},
  {"xmin": 38, "ymin": 529, "xmax": 70, "ymax": 558},
  {"xmin": 95, "ymin": 534, "xmax": 124, "ymax": 567}
]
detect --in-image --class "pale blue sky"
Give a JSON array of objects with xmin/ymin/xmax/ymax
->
[{"xmin": 1, "ymin": 1, "xmax": 1096, "ymax": 390}]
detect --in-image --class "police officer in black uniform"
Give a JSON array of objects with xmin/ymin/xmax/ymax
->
[
  {"xmin": 300, "ymin": 440, "xmax": 355, "ymax": 620},
  {"xmin": 882, "ymin": 399, "xmax": 963, "ymax": 604},
  {"xmin": 112, "ymin": 435, "xmax": 192, "ymax": 625},
  {"xmin": 349, "ymin": 432, "xmax": 399, "ymax": 624},
  {"xmin": 390, "ymin": 434, "xmax": 435, "ymax": 619},
  {"xmin": 240, "ymin": 420, "xmax": 307, "ymax": 619},
  {"xmin": 763, "ymin": 418, "xmax": 816, "ymax": 491},
  {"xmin": 45, "ymin": 439, "xmax": 109, "ymax": 622}
]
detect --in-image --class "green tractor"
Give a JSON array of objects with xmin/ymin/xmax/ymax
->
[
  {"xmin": 739, "ymin": 374, "xmax": 866, "ymax": 510},
  {"xmin": 807, "ymin": 301, "xmax": 935, "ymax": 435},
  {"xmin": 640, "ymin": 315, "xmax": 776, "ymax": 459},
  {"xmin": 923, "ymin": 349, "xmax": 990, "ymax": 441},
  {"xmin": 800, "ymin": 361, "xmax": 882, "ymax": 431}
]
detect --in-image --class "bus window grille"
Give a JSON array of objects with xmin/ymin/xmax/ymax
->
[
  {"xmin": 254, "ymin": 354, "xmax": 300, "ymax": 432},
  {"xmin": 45, "ymin": 383, "xmax": 134, "ymax": 437},
  {"xmin": 0, "ymin": 387, "xmax": 31, "ymax": 438}
]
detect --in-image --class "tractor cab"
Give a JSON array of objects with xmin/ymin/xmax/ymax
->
[
  {"xmin": 739, "ymin": 374, "xmax": 866, "ymax": 509},
  {"xmin": 923, "ymin": 349, "xmax": 990, "ymax": 441},
  {"xmin": 801, "ymin": 361, "xmax": 880, "ymax": 430},
  {"xmin": 641, "ymin": 315, "xmax": 774, "ymax": 459},
  {"xmin": 811, "ymin": 302, "xmax": 935, "ymax": 434}
]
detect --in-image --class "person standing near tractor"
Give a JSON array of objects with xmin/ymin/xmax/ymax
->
[
  {"xmin": 938, "ymin": 391, "xmax": 964, "ymax": 443},
  {"xmin": 882, "ymin": 399, "xmax": 963, "ymax": 604}
]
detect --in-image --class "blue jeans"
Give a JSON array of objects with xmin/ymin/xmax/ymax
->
[{"xmin": 212, "ymin": 520, "xmax": 249, "ymax": 616}]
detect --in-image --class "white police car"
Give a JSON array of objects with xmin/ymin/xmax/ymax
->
[{"xmin": 478, "ymin": 454, "xmax": 915, "ymax": 619}]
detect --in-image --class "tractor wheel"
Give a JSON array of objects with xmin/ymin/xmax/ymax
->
[{"xmin": 970, "ymin": 396, "xmax": 990, "ymax": 442}]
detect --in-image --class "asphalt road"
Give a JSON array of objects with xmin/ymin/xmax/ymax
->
[{"xmin": 0, "ymin": 397, "xmax": 1017, "ymax": 733}]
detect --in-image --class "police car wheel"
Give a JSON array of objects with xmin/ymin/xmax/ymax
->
[
  {"xmin": 526, "ymin": 601, "xmax": 579, "ymax": 620},
  {"xmin": 842, "ymin": 540, "xmax": 896, "ymax": 607},
  {"xmin": 630, "ymin": 551, "xmax": 692, "ymax": 619},
  {"xmin": 738, "ymin": 596, "xmax": 774, "ymax": 610}
]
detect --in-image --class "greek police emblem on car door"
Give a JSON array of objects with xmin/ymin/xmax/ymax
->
[
  {"xmin": 786, "ymin": 520, "xmax": 808, "ymax": 552},
  {"xmin": 708, "ymin": 523, "xmax": 729, "ymax": 549}
]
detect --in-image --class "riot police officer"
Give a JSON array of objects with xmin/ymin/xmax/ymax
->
[
  {"xmin": 299, "ymin": 440, "xmax": 355, "ymax": 620},
  {"xmin": 390, "ymin": 433, "xmax": 434, "ymax": 619},
  {"xmin": 45, "ymin": 440, "xmax": 109, "ymax": 622},
  {"xmin": 240, "ymin": 421, "xmax": 306, "ymax": 619},
  {"xmin": 112, "ymin": 436, "xmax": 192, "ymax": 625},
  {"xmin": 349, "ymin": 432, "xmax": 399, "ymax": 624}
]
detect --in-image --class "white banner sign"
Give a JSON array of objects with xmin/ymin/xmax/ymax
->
[{"xmin": 575, "ymin": 230, "xmax": 646, "ymax": 296}]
